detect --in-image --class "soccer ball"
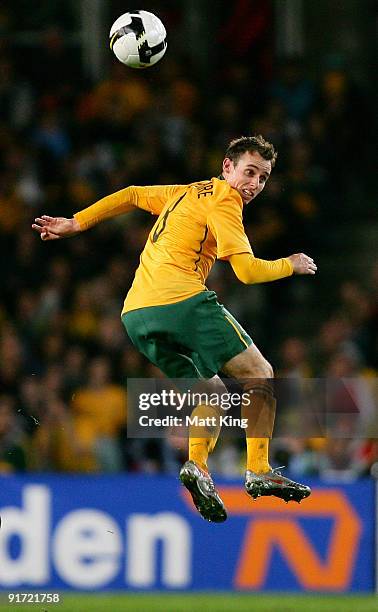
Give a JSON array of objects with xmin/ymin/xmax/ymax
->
[{"xmin": 109, "ymin": 10, "xmax": 167, "ymax": 69}]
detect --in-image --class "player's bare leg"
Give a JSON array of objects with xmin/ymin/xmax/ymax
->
[
  {"xmin": 222, "ymin": 344, "xmax": 311, "ymax": 503},
  {"xmin": 180, "ymin": 376, "xmax": 227, "ymax": 522}
]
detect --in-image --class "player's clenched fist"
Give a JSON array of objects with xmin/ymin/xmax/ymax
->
[{"xmin": 287, "ymin": 253, "xmax": 317, "ymax": 275}]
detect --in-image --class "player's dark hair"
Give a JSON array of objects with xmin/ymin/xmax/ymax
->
[{"xmin": 225, "ymin": 135, "xmax": 277, "ymax": 167}]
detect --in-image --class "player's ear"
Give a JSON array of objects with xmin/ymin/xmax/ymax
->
[{"xmin": 223, "ymin": 157, "xmax": 233, "ymax": 176}]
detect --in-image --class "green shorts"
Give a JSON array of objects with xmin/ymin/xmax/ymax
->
[{"xmin": 121, "ymin": 290, "xmax": 252, "ymax": 380}]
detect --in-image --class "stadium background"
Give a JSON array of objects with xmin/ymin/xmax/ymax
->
[{"xmin": 0, "ymin": 0, "xmax": 377, "ymax": 610}]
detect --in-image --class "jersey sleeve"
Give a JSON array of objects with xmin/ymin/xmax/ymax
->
[
  {"xmin": 207, "ymin": 195, "xmax": 253, "ymax": 259},
  {"xmin": 74, "ymin": 185, "xmax": 185, "ymax": 230},
  {"xmin": 131, "ymin": 185, "xmax": 186, "ymax": 215},
  {"xmin": 229, "ymin": 252, "xmax": 294, "ymax": 284}
]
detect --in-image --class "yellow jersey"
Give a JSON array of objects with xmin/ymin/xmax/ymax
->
[{"xmin": 74, "ymin": 177, "xmax": 292, "ymax": 314}]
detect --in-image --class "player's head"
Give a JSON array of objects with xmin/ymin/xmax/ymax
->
[{"xmin": 222, "ymin": 135, "xmax": 277, "ymax": 204}]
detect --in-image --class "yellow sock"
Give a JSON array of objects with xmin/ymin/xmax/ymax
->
[
  {"xmin": 242, "ymin": 383, "xmax": 276, "ymax": 474},
  {"xmin": 188, "ymin": 404, "xmax": 221, "ymax": 472},
  {"xmin": 189, "ymin": 440, "xmax": 209, "ymax": 472},
  {"xmin": 246, "ymin": 438, "xmax": 271, "ymax": 473}
]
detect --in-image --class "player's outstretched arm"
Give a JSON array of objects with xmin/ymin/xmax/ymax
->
[{"xmin": 32, "ymin": 215, "xmax": 81, "ymax": 241}]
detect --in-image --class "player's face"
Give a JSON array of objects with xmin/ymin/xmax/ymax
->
[{"xmin": 222, "ymin": 151, "xmax": 271, "ymax": 204}]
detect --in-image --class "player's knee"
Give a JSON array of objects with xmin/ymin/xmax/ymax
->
[
  {"xmin": 240, "ymin": 360, "xmax": 275, "ymax": 397},
  {"xmin": 191, "ymin": 375, "xmax": 227, "ymax": 415},
  {"xmin": 248, "ymin": 358, "xmax": 274, "ymax": 379},
  {"xmin": 194, "ymin": 374, "xmax": 227, "ymax": 396},
  {"xmin": 264, "ymin": 360, "xmax": 274, "ymax": 379}
]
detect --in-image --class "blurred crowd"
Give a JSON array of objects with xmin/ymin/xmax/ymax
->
[{"xmin": 0, "ymin": 7, "xmax": 377, "ymax": 480}]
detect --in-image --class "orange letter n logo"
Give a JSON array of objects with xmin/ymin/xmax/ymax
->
[{"xmin": 219, "ymin": 489, "xmax": 361, "ymax": 591}]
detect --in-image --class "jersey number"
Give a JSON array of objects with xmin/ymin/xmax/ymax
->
[{"xmin": 152, "ymin": 193, "xmax": 186, "ymax": 243}]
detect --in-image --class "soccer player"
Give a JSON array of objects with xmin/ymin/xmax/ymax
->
[{"xmin": 32, "ymin": 135, "xmax": 316, "ymax": 522}]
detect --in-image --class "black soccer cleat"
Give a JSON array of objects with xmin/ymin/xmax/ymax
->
[
  {"xmin": 179, "ymin": 460, "xmax": 227, "ymax": 523},
  {"xmin": 245, "ymin": 466, "xmax": 311, "ymax": 503}
]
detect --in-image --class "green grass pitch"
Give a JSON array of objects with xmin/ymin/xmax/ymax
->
[{"xmin": 0, "ymin": 593, "xmax": 377, "ymax": 612}]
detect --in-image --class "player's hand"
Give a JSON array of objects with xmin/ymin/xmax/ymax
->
[
  {"xmin": 287, "ymin": 253, "xmax": 317, "ymax": 275},
  {"xmin": 32, "ymin": 216, "xmax": 81, "ymax": 241}
]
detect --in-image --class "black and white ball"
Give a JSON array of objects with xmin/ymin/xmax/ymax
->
[{"xmin": 109, "ymin": 10, "xmax": 167, "ymax": 69}]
